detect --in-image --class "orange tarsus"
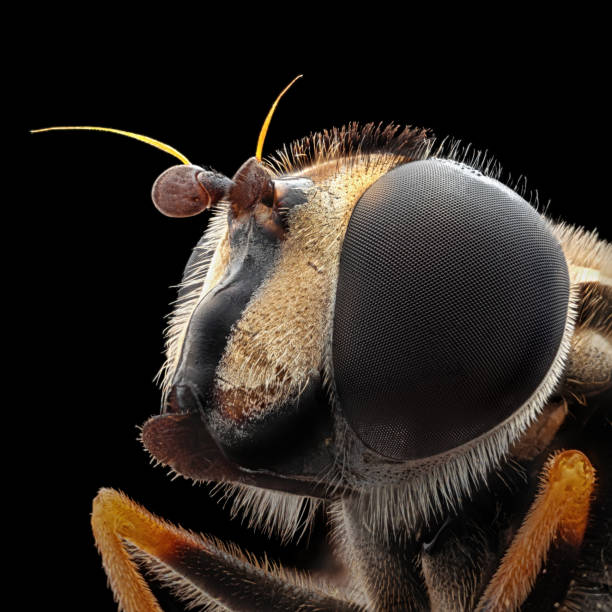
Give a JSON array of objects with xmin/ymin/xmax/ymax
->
[
  {"xmin": 92, "ymin": 488, "xmax": 205, "ymax": 612},
  {"xmin": 476, "ymin": 449, "xmax": 596, "ymax": 611},
  {"xmin": 91, "ymin": 486, "xmax": 351, "ymax": 611}
]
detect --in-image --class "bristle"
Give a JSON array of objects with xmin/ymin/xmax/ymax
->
[
  {"xmin": 210, "ymin": 482, "xmax": 321, "ymax": 545},
  {"xmin": 264, "ymin": 122, "xmax": 433, "ymax": 177},
  {"xmin": 550, "ymin": 222, "xmax": 612, "ymax": 279},
  {"xmin": 431, "ymin": 137, "xmax": 546, "ymax": 209},
  {"xmin": 550, "ymin": 222, "xmax": 612, "ymax": 337}
]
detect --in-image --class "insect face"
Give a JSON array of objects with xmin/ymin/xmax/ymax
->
[
  {"xmin": 142, "ymin": 125, "xmax": 578, "ymax": 536},
  {"xmin": 144, "ymin": 129, "xmax": 433, "ymax": 497}
]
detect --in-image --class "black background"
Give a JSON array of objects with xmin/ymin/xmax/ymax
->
[{"xmin": 22, "ymin": 25, "xmax": 608, "ymax": 611}]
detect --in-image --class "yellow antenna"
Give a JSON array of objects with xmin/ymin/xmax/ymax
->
[
  {"xmin": 256, "ymin": 74, "xmax": 303, "ymax": 162},
  {"xmin": 30, "ymin": 126, "xmax": 191, "ymax": 165}
]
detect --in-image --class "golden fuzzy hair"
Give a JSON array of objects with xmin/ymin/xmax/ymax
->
[{"xmin": 158, "ymin": 123, "xmax": 433, "ymax": 409}]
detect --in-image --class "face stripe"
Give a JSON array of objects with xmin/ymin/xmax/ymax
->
[{"xmin": 214, "ymin": 156, "xmax": 404, "ymax": 422}]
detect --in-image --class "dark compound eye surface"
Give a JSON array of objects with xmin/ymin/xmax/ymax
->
[{"xmin": 332, "ymin": 159, "xmax": 570, "ymax": 461}]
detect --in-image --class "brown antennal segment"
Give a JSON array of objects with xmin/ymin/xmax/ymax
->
[
  {"xmin": 30, "ymin": 126, "xmax": 234, "ymax": 218},
  {"xmin": 229, "ymin": 157, "xmax": 274, "ymax": 218},
  {"xmin": 152, "ymin": 166, "xmax": 234, "ymax": 218}
]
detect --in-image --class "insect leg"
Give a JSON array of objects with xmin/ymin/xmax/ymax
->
[
  {"xmin": 338, "ymin": 497, "xmax": 429, "ymax": 611},
  {"xmin": 556, "ymin": 406, "xmax": 612, "ymax": 611},
  {"xmin": 474, "ymin": 449, "xmax": 596, "ymax": 611},
  {"xmin": 420, "ymin": 515, "xmax": 496, "ymax": 611},
  {"xmin": 91, "ymin": 488, "xmax": 360, "ymax": 612}
]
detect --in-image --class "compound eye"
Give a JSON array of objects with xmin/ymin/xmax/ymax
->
[
  {"xmin": 152, "ymin": 165, "xmax": 233, "ymax": 217},
  {"xmin": 332, "ymin": 159, "xmax": 570, "ymax": 461}
]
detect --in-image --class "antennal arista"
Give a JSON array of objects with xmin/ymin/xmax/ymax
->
[
  {"xmin": 30, "ymin": 126, "xmax": 192, "ymax": 165},
  {"xmin": 255, "ymin": 74, "xmax": 303, "ymax": 162}
]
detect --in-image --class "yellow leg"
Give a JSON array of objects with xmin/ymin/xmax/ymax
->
[
  {"xmin": 476, "ymin": 450, "xmax": 596, "ymax": 611},
  {"xmin": 92, "ymin": 488, "xmax": 357, "ymax": 612},
  {"xmin": 92, "ymin": 488, "xmax": 196, "ymax": 612}
]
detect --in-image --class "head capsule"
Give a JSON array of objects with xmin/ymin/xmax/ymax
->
[{"xmin": 140, "ymin": 124, "xmax": 574, "ymax": 510}]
